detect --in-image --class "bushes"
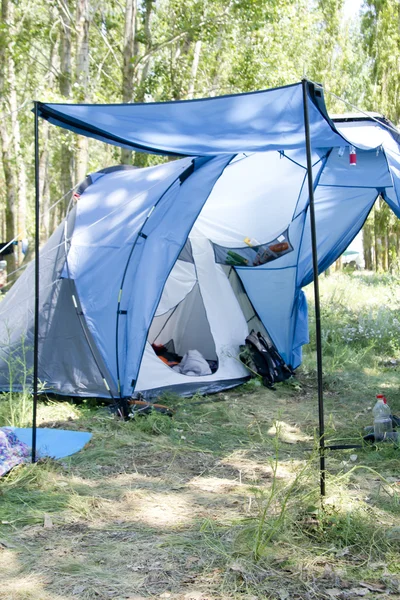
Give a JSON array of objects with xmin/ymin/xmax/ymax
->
[{"xmin": 306, "ymin": 271, "xmax": 400, "ymax": 359}]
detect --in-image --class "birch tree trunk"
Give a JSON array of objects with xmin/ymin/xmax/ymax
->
[
  {"xmin": 0, "ymin": 0, "xmax": 17, "ymax": 277},
  {"xmin": 133, "ymin": 0, "xmax": 153, "ymax": 168},
  {"xmin": 187, "ymin": 40, "xmax": 202, "ymax": 100},
  {"xmin": 121, "ymin": 0, "xmax": 137, "ymax": 164},
  {"xmin": 75, "ymin": 0, "xmax": 90, "ymax": 184},
  {"xmin": 59, "ymin": 0, "xmax": 74, "ymax": 217},
  {"xmin": 39, "ymin": 119, "xmax": 51, "ymax": 242},
  {"xmin": 6, "ymin": 1, "xmax": 27, "ymax": 265},
  {"xmin": 40, "ymin": 15, "xmax": 58, "ymax": 241},
  {"xmin": 0, "ymin": 114, "xmax": 17, "ymax": 278}
]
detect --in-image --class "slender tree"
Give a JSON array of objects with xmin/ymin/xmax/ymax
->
[
  {"xmin": 75, "ymin": 0, "xmax": 90, "ymax": 184},
  {"xmin": 121, "ymin": 0, "xmax": 137, "ymax": 164},
  {"xmin": 58, "ymin": 0, "xmax": 74, "ymax": 215},
  {"xmin": 0, "ymin": 0, "xmax": 17, "ymax": 276}
]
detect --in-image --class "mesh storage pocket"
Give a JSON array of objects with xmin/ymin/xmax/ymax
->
[{"xmin": 212, "ymin": 229, "xmax": 292, "ymax": 267}]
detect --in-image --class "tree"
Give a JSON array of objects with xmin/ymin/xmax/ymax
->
[
  {"xmin": 75, "ymin": 0, "xmax": 90, "ymax": 183},
  {"xmin": 121, "ymin": 0, "xmax": 137, "ymax": 164}
]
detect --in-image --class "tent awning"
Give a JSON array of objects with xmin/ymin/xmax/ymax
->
[{"xmin": 37, "ymin": 81, "xmax": 350, "ymax": 156}]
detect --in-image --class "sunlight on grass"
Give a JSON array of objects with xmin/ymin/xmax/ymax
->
[
  {"xmin": 122, "ymin": 489, "xmax": 194, "ymax": 527},
  {"xmin": 2, "ymin": 271, "xmax": 400, "ymax": 599},
  {"xmin": 267, "ymin": 419, "xmax": 312, "ymax": 443}
]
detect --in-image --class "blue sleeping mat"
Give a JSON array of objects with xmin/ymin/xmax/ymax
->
[{"xmin": 11, "ymin": 427, "xmax": 92, "ymax": 459}]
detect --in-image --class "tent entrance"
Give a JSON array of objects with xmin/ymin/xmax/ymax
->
[
  {"xmin": 148, "ymin": 261, "xmax": 218, "ymax": 376},
  {"xmin": 223, "ymin": 266, "xmax": 270, "ymax": 338}
]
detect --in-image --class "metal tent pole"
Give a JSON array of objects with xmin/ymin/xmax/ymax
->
[
  {"xmin": 32, "ymin": 102, "xmax": 40, "ymax": 463},
  {"xmin": 302, "ymin": 79, "xmax": 326, "ymax": 497}
]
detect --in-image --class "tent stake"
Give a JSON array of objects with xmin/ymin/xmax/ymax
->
[
  {"xmin": 32, "ymin": 102, "xmax": 40, "ymax": 463},
  {"xmin": 302, "ymin": 79, "xmax": 326, "ymax": 497}
]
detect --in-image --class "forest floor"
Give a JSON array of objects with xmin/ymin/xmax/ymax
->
[{"xmin": 1, "ymin": 271, "xmax": 400, "ymax": 600}]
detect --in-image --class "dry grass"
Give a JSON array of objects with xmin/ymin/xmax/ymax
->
[
  {"xmin": 1, "ymin": 272, "xmax": 400, "ymax": 599},
  {"xmin": 1, "ymin": 382, "xmax": 399, "ymax": 600}
]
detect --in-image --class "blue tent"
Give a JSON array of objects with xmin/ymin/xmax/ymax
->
[{"xmin": 1, "ymin": 80, "xmax": 400, "ymax": 403}]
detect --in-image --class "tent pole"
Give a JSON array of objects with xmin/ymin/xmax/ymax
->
[
  {"xmin": 302, "ymin": 79, "xmax": 326, "ymax": 497},
  {"xmin": 32, "ymin": 102, "xmax": 40, "ymax": 463}
]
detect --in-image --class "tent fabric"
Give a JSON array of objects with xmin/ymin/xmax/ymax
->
[
  {"xmin": 37, "ymin": 82, "xmax": 351, "ymax": 156},
  {"xmin": 1, "ymin": 85, "xmax": 400, "ymax": 400},
  {"xmin": 136, "ymin": 229, "xmax": 249, "ymax": 395},
  {"xmin": 0, "ymin": 210, "xmax": 115, "ymax": 397},
  {"xmin": 0, "ymin": 427, "xmax": 91, "ymax": 476}
]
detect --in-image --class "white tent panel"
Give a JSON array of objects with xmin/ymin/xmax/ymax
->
[
  {"xmin": 190, "ymin": 230, "xmax": 249, "ymax": 363},
  {"xmin": 155, "ymin": 260, "xmax": 197, "ymax": 316},
  {"xmin": 152, "ymin": 282, "xmax": 217, "ymax": 359},
  {"xmin": 195, "ymin": 151, "xmax": 307, "ymax": 247},
  {"xmin": 136, "ymin": 230, "xmax": 248, "ymax": 394},
  {"xmin": 335, "ymin": 119, "xmax": 396, "ymax": 150}
]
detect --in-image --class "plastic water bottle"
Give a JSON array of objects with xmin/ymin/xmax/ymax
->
[{"xmin": 373, "ymin": 395, "xmax": 393, "ymax": 441}]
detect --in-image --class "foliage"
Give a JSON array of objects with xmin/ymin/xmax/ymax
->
[
  {"xmin": 0, "ymin": 1, "xmax": 374, "ymax": 254},
  {"xmin": 128, "ymin": 408, "xmax": 174, "ymax": 435},
  {"xmin": 306, "ymin": 271, "xmax": 400, "ymax": 360}
]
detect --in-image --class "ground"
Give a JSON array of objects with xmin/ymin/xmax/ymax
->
[{"xmin": 1, "ymin": 272, "xmax": 400, "ymax": 600}]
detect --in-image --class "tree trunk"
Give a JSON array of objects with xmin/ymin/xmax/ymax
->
[
  {"xmin": 0, "ymin": 0, "xmax": 17, "ymax": 279},
  {"xmin": 133, "ymin": 0, "xmax": 154, "ymax": 168},
  {"xmin": 121, "ymin": 0, "xmax": 137, "ymax": 164},
  {"xmin": 187, "ymin": 40, "xmax": 202, "ymax": 100},
  {"xmin": 384, "ymin": 232, "xmax": 389, "ymax": 271},
  {"xmin": 75, "ymin": 0, "xmax": 90, "ymax": 184},
  {"xmin": 39, "ymin": 119, "xmax": 51, "ymax": 242},
  {"xmin": 6, "ymin": 1, "xmax": 27, "ymax": 265},
  {"xmin": 40, "ymin": 14, "xmax": 58, "ymax": 241},
  {"xmin": 374, "ymin": 204, "xmax": 380, "ymax": 271},
  {"xmin": 0, "ymin": 110, "xmax": 17, "ymax": 280},
  {"xmin": 362, "ymin": 223, "xmax": 373, "ymax": 271},
  {"xmin": 209, "ymin": 36, "xmax": 223, "ymax": 97},
  {"xmin": 59, "ymin": 0, "xmax": 74, "ymax": 217},
  {"xmin": 396, "ymin": 231, "xmax": 400, "ymax": 260}
]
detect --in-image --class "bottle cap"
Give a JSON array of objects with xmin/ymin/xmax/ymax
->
[{"xmin": 376, "ymin": 394, "xmax": 384, "ymax": 398}]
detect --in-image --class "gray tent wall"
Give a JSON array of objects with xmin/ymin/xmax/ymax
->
[{"xmin": 0, "ymin": 208, "xmax": 116, "ymax": 398}]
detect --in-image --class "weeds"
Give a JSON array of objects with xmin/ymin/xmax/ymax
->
[
  {"xmin": 2, "ymin": 271, "xmax": 400, "ymax": 599},
  {"xmin": 129, "ymin": 409, "xmax": 174, "ymax": 435},
  {"xmin": 0, "ymin": 334, "xmax": 34, "ymax": 427}
]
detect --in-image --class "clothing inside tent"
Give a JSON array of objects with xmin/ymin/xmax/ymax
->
[{"xmin": 1, "ymin": 82, "xmax": 400, "ymax": 400}]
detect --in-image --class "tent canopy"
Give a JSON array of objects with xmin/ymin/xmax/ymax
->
[{"xmin": 37, "ymin": 81, "xmax": 357, "ymax": 156}]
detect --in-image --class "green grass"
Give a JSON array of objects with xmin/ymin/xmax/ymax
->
[{"xmin": 1, "ymin": 270, "xmax": 400, "ymax": 599}]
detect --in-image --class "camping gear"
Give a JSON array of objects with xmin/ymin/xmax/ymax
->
[
  {"xmin": 172, "ymin": 350, "xmax": 212, "ymax": 376},
  {"xmin": 127, "ymin": 398, "xmax": 174, "ymax": 418},
  {"xmin": 373, "ymin": 395, "xmax": 393, "ymax": 441},
  {"xmin": 10, "ymin": 428, "xmax": 92, "ymax": 459},
  {"xmin": 4, "ymin": 80, "xmax": 400, "ymax": 491},
  {"xmin": 240, "ymin": 330, "xmax": 294, "ymax": 388},
  {"xmin": 0, "ymin": 427, "xmax": 91, "ymax": 476},
  {"xmin": 0, "ymin": 428, "xmax": 31, "ymax": 476}
]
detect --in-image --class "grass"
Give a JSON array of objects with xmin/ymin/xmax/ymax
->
[{"xmin": 1, "ymin": 271, "xmax": 400, "ymax": 599}]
